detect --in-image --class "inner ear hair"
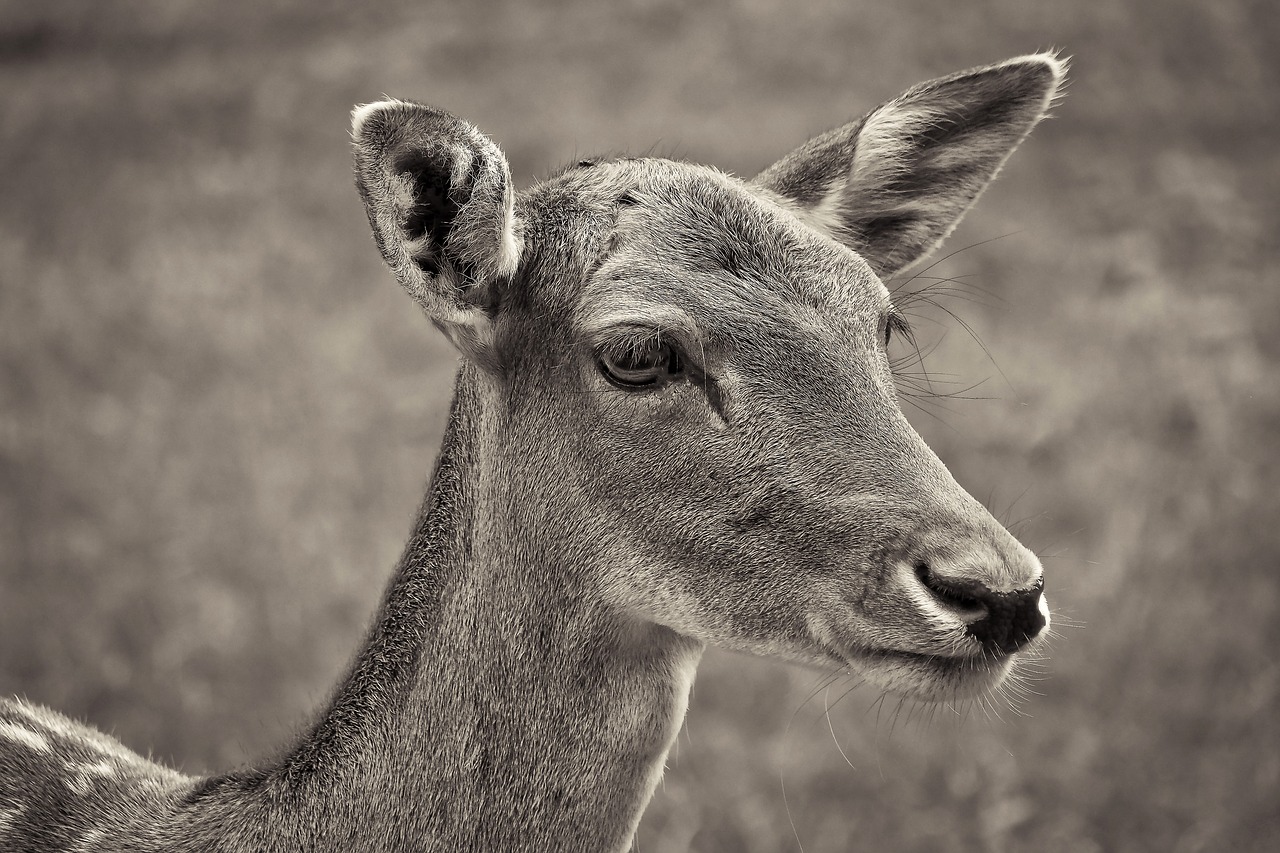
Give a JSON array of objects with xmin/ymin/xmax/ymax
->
[{"xmin": 352, "ymin": 99, "xmax": 523, "ymax": 362}]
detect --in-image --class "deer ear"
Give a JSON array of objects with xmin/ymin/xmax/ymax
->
[
  {"xmin": 755, "ymin": 53, "xmax": 1066, "ymax": 279},
  {"xmin": 352, "ymin": 100, "xmax": 522, "ymax": 363}
]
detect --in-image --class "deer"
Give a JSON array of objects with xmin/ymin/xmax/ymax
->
[{"xmin": 0, "ymin": 53, "xmax": 1065, "ymax": 852}]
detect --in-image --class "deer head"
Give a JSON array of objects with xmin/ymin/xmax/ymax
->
[{"xmin": 352, "ymin": 54, "xmax": 1065, "ymax": 704}]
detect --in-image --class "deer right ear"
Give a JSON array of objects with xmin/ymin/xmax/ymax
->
[
  {"xmin": 754, "ymin": 54, "xmax": 1066, "ymax": 279},
  {"xmin": 352, "ymin": 101, "xmax": 522, "ymax": 364}
]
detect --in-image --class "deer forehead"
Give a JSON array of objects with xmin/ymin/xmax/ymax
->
[{"xmin": 530, "ymin": 160, "xmax": 891, "ymax": 347}]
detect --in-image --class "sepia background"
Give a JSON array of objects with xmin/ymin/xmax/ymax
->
[{"xmin": 1, "ymin": 1, "xmax": 1276, "ymax": 850}]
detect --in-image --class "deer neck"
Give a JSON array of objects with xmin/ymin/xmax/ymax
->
[{"xmin": 251, "ymin": 365, "xmax": 703, "ymax": 851}]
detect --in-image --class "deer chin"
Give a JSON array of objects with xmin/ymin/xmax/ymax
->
[
  {"xmin": 847, "ymin": 646, "xmax": 1019, "ymax": 703},
  {"xmin": 803, "ymin": 615, "xmax": 1023, "ymax": 703}
]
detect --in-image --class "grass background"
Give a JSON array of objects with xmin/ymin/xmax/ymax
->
[{"xmin": 1, "ymin": 1, "xmax": 1277, "ymax": 850}]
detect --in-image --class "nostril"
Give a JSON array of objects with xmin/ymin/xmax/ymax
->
[
  {"xmin": 914, "ymin": 562, "xmax": 986, "ymax": 613},
  {"xmin": 914, "ymin": 562, "xmax": 1046, "ymax": 654},
  {"xmin": 967, "ymin": 581, "xmax": 1046, "ymax": 654}
]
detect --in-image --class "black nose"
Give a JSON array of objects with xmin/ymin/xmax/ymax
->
[{"xmin": 915, "ymin": 564, "xmax": 1046, "ymax": 654}]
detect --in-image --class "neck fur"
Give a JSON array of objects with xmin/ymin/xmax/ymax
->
[{"xmin": 181, "ymin": 365, "xmax": 703, "ymax": 852}]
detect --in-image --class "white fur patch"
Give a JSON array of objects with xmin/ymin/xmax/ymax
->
[
  {"xmin": 1001, "ymin": 51, "xmax": 1069, "ymax": 90},
  {"xmin": 350, "ymin": 99, "xmax": 410, "ymax": 137},
  {"xmin": 64, "ymin": 760, "xmax": 116, "ymax": 795},
  {"xmin": 74, "ymin": 828, "xmax": 105, "ymax": 851},
  {"xmin": 803, "ymin": 179, "xmax": 850, "ymax": 238},
  {"xmin": 0, "ymin": 722, "xmax": 50, "ymax": 754},
  {"xmin": 5, "ymin": 698, "xmax": 44, "ymax": 724},
  {"xmin": 852, "ymin": 101, "xmax": 948, "ymax": 190},
  {"xmin": 19, "ymin": 706, "xmax": 75, "ymax": 740},
  {"xmin": 0, "ymin": 804, "xmax": 24, "ymax": 836},
  {"xmin": 8, "ymin": 699, "xmax": 135, "ymax": 760},
  {"xmin": 496, "ymin": 184, "xmax": 523, "ymax": 280}
]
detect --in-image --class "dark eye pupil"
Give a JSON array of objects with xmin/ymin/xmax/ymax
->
[{"xmin": 598, "ymin": 340, "xmax": 681, "ymax": 389}]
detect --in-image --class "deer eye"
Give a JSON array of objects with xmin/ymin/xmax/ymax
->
[{"xmin": 597, "ymin": 338, "xmax": 683, "ymax": 389}]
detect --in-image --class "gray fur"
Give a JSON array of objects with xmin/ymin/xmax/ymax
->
[{"xmin": 1, "ymin": 54, "xmax": 1065, "ymax": 852}]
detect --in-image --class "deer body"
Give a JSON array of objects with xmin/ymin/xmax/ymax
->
[{"xmin": 1, "ymin": 55, "xmax": 1065, "ymax": 852}]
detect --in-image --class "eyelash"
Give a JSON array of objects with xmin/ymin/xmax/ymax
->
[
  {"xmin": 885, "ymin": 311, "xmax": 912, "ymax": 347},
  {"xmin": 595, "ymin": 311, "xmax": 909, "ymax": 394},
  {"xmin": 596, "ymin": 334, "xmax": 685, "ymax": 390}
]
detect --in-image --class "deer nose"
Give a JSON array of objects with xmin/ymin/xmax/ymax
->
[{"xmin": 914, "ymin": 563, "xmax": 1046, "ymax": 654}]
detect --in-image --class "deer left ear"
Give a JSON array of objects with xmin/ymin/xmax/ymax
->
[
  {"xmin": 755, "ymin": 53, "xmax": 1067, "ymax": 279},
  {"xmin": 352, "ymin": 100, "xmax": 522, "ymax": 365}
]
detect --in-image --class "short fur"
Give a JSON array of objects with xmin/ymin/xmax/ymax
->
[{"xmin": 1, "ymin": 54, "xmax": 1065, "ymax": 852}]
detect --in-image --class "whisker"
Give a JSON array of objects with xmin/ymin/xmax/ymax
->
[{"xmin": 823, "ymin": 687, "xmax": 857, "ymax": 769}]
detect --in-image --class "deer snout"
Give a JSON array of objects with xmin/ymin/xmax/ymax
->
[
  {"xmin": 884, "ymin": 489, "xmax": 1050, "ymax": 654},
  {"xmin": 913, "ymin": 563, "xmax": 1047, "ymax": 653}
]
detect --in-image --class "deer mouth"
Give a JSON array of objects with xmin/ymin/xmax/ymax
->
[
  {"xmin": 807, "ymin": 608, "xmax": 1027, "ymax": 701},
  {"xmin": 818, "ymin": 642, "xmax": 1020, "ymax": 703},
  {"xmin": 871, "ymin": 647, "xmax": 1018, "ymax": 701}
]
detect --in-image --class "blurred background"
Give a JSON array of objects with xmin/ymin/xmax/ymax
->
[{"xmin": 1, "ymin": 1, "xmax": 1276, "ymax": 850}]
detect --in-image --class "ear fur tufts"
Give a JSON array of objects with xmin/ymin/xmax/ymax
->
[
  {"xmin": 753, "ymin": 53, "xmax": 1067, "ymax": 278},
  {"xmin": 350, "ymin": 99, "xmax": 410, "ymax": 139},
  {"xmin": 351, "ymin": 101, "xmax": 522, "ymax": 368},
  {"xmin": 994, "ymin": 51, "xmax": 1071, "ymax": 113}
]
